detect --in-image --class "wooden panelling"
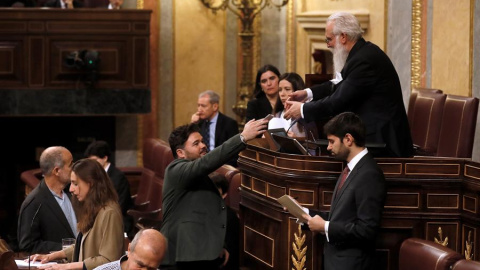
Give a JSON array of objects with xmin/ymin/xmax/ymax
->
[
  {"xmin": 252, "ymin": 178, "xmax": 266, "ymax": 196},
  {"xmin": 244, "ymin": 226, "xmax": 275, "ymax": 268},
  {"xmin": 377, "ymin": 162, "xmax": 403, "ymax": 175},
  {"xmin": 238, "ymin": 144, "xmax": 480, "ymax": 270},
  {"xmin": 266, "ymin": 183, "xmax": 286, "ymax": 200},
  {"xmin": 29, "ymin": 37, "xmax": 44, "ymax": 86},
  {"xmin": 465, "ymin": 163, "xmax": 480, "ymax": 180},
  {"xmin": 405, "ymin": 162, "xmax": 460, "ymax": 176},
  {"xmin": 289, "ymin": 188, "xmax": 315, "ymax": 207},
  {"xmin": 463, "ymin": 195, "xmax": 477, "ymax": 213},
  {"xmin": 0, "ymin": 9, "xmax": 150, "ymax": 90},
  {"xmin": 241, "ymin": 174, "xmax": 252, "ymax": 190},
  {"xmin": 427, "ymin": 194, "xmax": 459, "ymax": 209},
  {"xmin": 257, "ymin": 152, "xmax": 275, "ymax": 166},
  {"xmin": 385, "ymin": 192, "xmax": 420, "ymax": 209},
  {"xmin": 133, "ymin": 37, "xmax": 148, "ymax": 87},
  {"xmin": 0, "ymin": 40, "xmax": 24, "ymax": 86}
]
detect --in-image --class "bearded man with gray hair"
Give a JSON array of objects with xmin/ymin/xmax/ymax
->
[{"xmin": 284, "ymin": 12, "xmax": 413, "ymax": 158}]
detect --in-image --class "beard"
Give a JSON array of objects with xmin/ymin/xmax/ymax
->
[{"xmin": 331, "ymin": 37, "xmax": 349, "ymax": 74}]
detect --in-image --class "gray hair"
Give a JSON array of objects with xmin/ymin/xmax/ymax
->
[
  {"xmin": 327, "ymin": 12, "xmax": 363, "ymax": 42},
  {"xmin": 199, "ymin": 90, "xmax": 220, "ymax": 105},
  {"xmin": 39, "ymin": 146, "xmax": 68, "ymax": 176}
]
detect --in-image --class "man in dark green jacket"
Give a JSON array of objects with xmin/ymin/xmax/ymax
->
[{"xmin": 160, "ymin": 119, "xmax": 266, "ymax": 269}]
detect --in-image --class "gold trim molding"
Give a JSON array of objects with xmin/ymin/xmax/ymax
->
[
  {"xmin": 410, "ymin": 0, "xmax": 422, "ymax": 89},
  {"xmin": 297, "ymin": 9, "xmax": 369, "ymax": 39}
]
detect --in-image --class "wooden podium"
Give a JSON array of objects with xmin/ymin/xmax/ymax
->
[{"xmin": 238, "ymin": 139, "xmax": 480, "ymax": 270}]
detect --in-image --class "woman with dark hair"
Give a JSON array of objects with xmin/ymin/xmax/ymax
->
[
  {"xmin": 269, "ymin": 72, "xmax": 318, "ymax": 139},
  {"xmin": 29, "ymin": 159, "xmax": 124, "ymax": 270},
  {"xmin": 246, "ymin": 64, "xmax": 281, "ymax": 122}
]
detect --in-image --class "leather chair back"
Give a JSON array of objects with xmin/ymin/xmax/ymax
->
[
  {"xmin": 0, "ymin": 238, "xmax": 17, "ymax": 270},
  {"xmin": 452, "ymin": 260, "xmax": 480, "ymax": 270},
  {"xmin": 215, "ymin": 164, "xmax": 241, "ymax": 211},
  {"xmin": 436, "ymin": 95, "xmax": 479, "ymax": 158},
  {"xmin": 410, "ymin": 91, "xmax": 446, "ymax": 155},
  {"xmin": 133, "ymin": 168, "xmax": 155, "ymax": 208},
  {"xmin": 20, "ymin": 168, "xmax": 42, "ymax": 195},
  {"xmin": 408, "ymin": 88, "xmax": 443, "ymax": 129},
  {"xmin": 399, "ymin": 238, "xmax": 462, "ymax": 270}
]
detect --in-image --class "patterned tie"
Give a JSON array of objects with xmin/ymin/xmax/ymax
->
[
  {"xmin": 203, "ymin": 120, "xmax": 211, "ymax": 150},
  {"xmin": 337, "ymin": 166, "xmax": 350, "ymax": 191}
]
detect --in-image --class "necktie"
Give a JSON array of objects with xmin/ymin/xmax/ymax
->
[
  {"xmin": 203, "ymin": 120, "xmax": 211, "ymax": 150},
  {"xmin": 337, "ymin": 166, "xmax": 350, "ymax": 191}
]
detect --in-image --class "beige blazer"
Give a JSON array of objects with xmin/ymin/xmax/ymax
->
[{"xmin": 64, "ymin": 202, "xmax": 124, "ymax": 270}]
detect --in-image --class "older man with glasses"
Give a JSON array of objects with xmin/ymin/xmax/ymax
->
[{"xmin": 284, "ymin": 11, "xmax": 413, "ymax": 158}]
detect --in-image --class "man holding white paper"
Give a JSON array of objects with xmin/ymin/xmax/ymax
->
[
  {"xmin": 289, "ymin": 112, "xmax": 386, "ymax": 270},
  {"xmin": 283, "ymin": 12, "xmax": 412, "ymax": 158}
]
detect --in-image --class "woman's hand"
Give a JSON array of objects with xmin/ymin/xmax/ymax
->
[{"xmin": 27, "ymin": 253, "xmax": 51, "ymax": 264}]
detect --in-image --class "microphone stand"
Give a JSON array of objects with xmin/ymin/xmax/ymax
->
[{"xmin": 28, "ymin": 203, "xmax": 42, "ymax": 270}]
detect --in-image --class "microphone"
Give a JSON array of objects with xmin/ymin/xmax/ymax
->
[
  {"xmin": 286, "ymin": 119, "xmax": 299, "ymax": 134},
  {"xmin": 29, "ymin": 203, "xmax": 42, "ymax": 270}
]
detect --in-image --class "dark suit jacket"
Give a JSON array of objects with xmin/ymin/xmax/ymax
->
[
  {"xmin": 304, "ymin": 38, "xmax": 413, "ymax": 157},
  {"xmin": 44, "ymin": 0, "xmax": 83, "ymax": 8},
  {"xmin": 107, "ymin": 165, "xmax": 133, "ymax": 233},
  {"xmin": 160, "ymin": 135, "xmax": 246, "ymax": 266},
  {"xmin": 313, "ymin": 153, "xmax": 386, "ymax": 270},
  {"xmin": 17, "ymin": 180, "xmax": 76, "ymax": 253},
  {"xmin": 246, "ymin": 94, "xmax": 273, "ymax": 123},
  {"xmin": 199, "ymin": 112, "xmax": 239, "ymax": 166}
]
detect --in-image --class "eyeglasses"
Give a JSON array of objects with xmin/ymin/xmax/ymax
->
[{"xmin": 325, "ymin": 36, "xmax": 335, "ymax": 44}]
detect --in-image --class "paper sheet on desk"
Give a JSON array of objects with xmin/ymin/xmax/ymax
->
[
  {"xmin": 268, "ymin": 117, "xmax": 290, "ymax": 131},
  {"xmin": 277, "ymin": 195, "xmax": 309, "ymax": 224},
  {"xmin": 16, "ymin": 259, "xmax": 57, "ymax": 269}
]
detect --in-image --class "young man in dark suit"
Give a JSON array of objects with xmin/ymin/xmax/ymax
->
[
  {"xmin": 299, "ymin": 112, "xmax": 386, "ymax": 270},
  {"xmin": 160, "ymin": 118, "xmax": 267, "ymax": 269},
  {"xmin": 84, "ymin": 140, "xmax": 133, "ymax": 234},
  {"xmin": 191, "ymin": 90, "xmax": 239, "ymax": 166},
  {"xmin": 284, "ymin": 12, "xmax": 413, "ymax": 158}
]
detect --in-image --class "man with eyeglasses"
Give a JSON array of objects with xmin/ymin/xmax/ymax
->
[{"xmin": 284, "ymin": 12, "xmax": 413, "ymax": 158}]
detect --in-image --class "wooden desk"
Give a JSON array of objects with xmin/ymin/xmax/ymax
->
[{"xmin": 238, "ymin": 141, "xmax": 480, "ymax": 269}]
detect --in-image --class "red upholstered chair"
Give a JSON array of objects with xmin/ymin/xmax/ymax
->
[
  {"xmin": 0, "ymin": 238, "xmax": 17, "ymax": 270},
  {"xmin": 214, "ymin": 164, "xmax": 242, "ymax": 212},
  {"xmin": 408, "ymin": 87, "xmax": 443, "ymax": 131},
  {"xmin": 399, "ymin": 238, "xmax": 463, "ymax": 270},
  {"xmin": 129, "ymin": 168, "xmax": 155, "ymax": 211},
  {"xmin": 452, "ymin": 260, "xmax": 480, "ymax": 270},
  {"xmin": 20, "ymin": 168, "xmax": 42, "ymax": 196},
  {"xmin": 410, "ymin": 91, "xmax": 446, "ymax": 155},
  {"xmin": 436, "ymin": 95, "xmax": 479, "ymax": 158}
]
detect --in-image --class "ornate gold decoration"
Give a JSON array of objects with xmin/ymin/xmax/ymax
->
[
  {"xmin": 465, "ymin": 230, "xmax": 473, "ymax": 260},
  {"xmin": 410, "ymin": 0, "xmax": 422, "ymax": 89},
  {"xmin": 136, "ymin": 0, "xmax": 144, "ymax": 9},
  {"xmin": 434, "ymin": 227, "xmax": 449, "ymax": 247},
  {"xmin": 291, "ymin": 224, "xmax": 307, "ymax": 270},
  {"xmin": 199, "ymin": 0, "xmax": 289, "ymax": 125},
  {"xmin": 285, "ymin": 0, "xmax": 294, "ymax": 72}
]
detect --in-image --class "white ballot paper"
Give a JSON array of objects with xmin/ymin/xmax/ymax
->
[
  {"xmin": 268, "ymin": 117, "xmax": 289, "ymax": 131},
  {"xmin": 16, "ymin": 260, "xmax": 57, "ymax": 269},
  {"xmin": 277, "ymin": 195, "xmax": 309, "ymax": 224}
]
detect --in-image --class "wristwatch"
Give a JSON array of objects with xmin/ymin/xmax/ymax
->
[{"xmin": 239, "ymin": 134, "xmax": 247, "ymax": 144}]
